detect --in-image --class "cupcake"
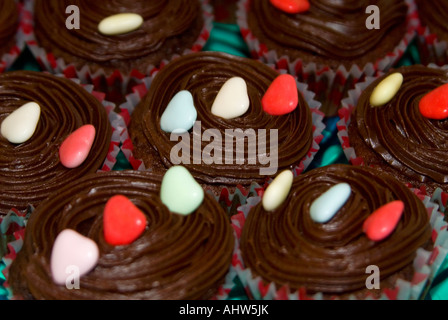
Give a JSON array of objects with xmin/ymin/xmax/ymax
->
[
  {"xmin": 26, "ymin": 0, "xmax": 213, "ymax": 97},
  {"xmin": 124, "ymin": 51, "xmax": 324, "ymax": 196},
  {"xmin": 338, "ymin": 65, "xmax": 448, "ymax": 199},
  {"xmin": 234, "ymin": 164, "xmax": 446, "ymax": 300},
  {"xmin": 0, "ymin": 70, "xmax": 113, "ymax": 216},
  {"xmin": 415, "ymin": 0, "xmax": 448, "ymax": 66},
  {"xmin": 6, "ymin": 169, "xmax": 236, "ymax": 300},
  {"xmin": 236, "ymin": 0, "xmax": 418, "ymax": 117}
]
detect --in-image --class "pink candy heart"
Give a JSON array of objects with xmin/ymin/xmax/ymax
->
[
  {"xmin": 50, "ymin": 229, "xmax": 99, "ymax": 286},
  {"xmin": 270, "ymin": 0, "xmax": 310, "ymax": 14},
  {"xmin": 59, "ymin": 124, "xmax": 96, "ymax": 169}
]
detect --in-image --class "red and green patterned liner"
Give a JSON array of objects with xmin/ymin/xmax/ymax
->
[
  {"xmin": 415, "ymin": 10, "xmax": 448, "ymax": 66},
  {"xmin": 236, "ymin": 0, "xmax": 419, "ymax": 117},
  {"xmin": 0, "ymin": 0, "xmax": 33, "ymax": 73},
  {"xmin": 22, "ymin": 0, "xmax": 214, "ymax": 97},
  {"xmin": 336, "ymin": 68, "xmax": 448, "ymax": 214},
  {"xmin": 230, "ymin": 188, "xmax": 448, "ymax": 300}
]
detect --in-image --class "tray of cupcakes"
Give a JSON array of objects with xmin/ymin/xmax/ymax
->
[{"xmin": 0, "ymin": 0, "xmax": 447, "ymax": 301}]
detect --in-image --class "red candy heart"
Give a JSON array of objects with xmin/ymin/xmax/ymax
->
[
  {"xmin": 103, "ymin": 195, "xmax": 147, "ymax": 246},
  {"xmin": 363, "ymin": 200, "xmax": 404, "ymax": 242},
  {"xmin": 419, "ymin": 83, "xmax": 448, "ymax": 120},
  {"xmin": 262, "ymin": 74, "xmax": 299, "ymax": 116},
  {"xmin": 270, "ymin": 0, "xmax": 310, "ymax": 14}
]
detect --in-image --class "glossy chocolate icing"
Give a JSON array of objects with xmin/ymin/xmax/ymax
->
[
  {"xmin": 246, "ymin": 0, "xmax": 408, "ymax": 68},
  {"xmin": 0, "ymin": 71, "xmax": 112, "ymax": 215},
  {"xmin": 0, "ymin": 0, "xmax": 18, "ymax": 56},
  {"xmin": 129, "ymin": 51, "xmax": 314, "ymax": 188},
  {"xmin": 8, "ymin": 170, "xmax": 235, "ymax": 300},
  {"xmin": 240, "ymin": 164, "xmax": 431, "ymax": 295},
  {"xmin": 348, "ymin": 65, "xmax": 448, "ymax": 193},
  {"xmin": 33, "ymin": 0, "xmax": 205, "ymax": 73}
]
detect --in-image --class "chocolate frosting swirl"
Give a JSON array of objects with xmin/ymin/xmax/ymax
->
[
  {"xmin": 0, "ymin": 0, "xmax": 18, "ymax": 55},
  {"xmin": 8, "ymin": 170, "xmax": 235, "ymax": 300},
  {"xmin": 129, "ymin": 51, "xmax": 314, "ymax": 187},
  {"xmin": 416, "ymin": 0, "xmax": 448, "ymax": 43},
  {"xmin": 246, "ymin": 0, "xmax": 407, "ymax": 65},
  {"xmin": 350, "ymin": 65, "xmax": 448, "ymax": 189},
  {"xmin": 34, "ymin": 0, "xmax": 205, "ymax": 72},
  {"xmin": 0, "ymin": 71, "xmax": 112, "ymax": 215},
  {"xmin": 240, "ymin": 164, "xmax": 431, "ymax": 294}
]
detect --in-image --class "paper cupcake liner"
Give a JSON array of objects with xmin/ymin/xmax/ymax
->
[
  {"xmin": 231, "ymin": 190, "xmax": 448, "ymax": 300},
  {"xmin": 118, "ymin": 62, "xmax": 325, "ymax": 205},
  {"xmin": 0, "ymin": 204, "xmax": 240, "ymax": 300},
  {"xmin": 0, "ymin": 1, "xmax": 33, "ymax": 73},
  {"xmin": 236, "ymin": 0, "xmax": 418, "ymax": 117},
  {"xmin": 336, "ymin": 66, "xmax": 448, "ymax": 214},
  {"xmin": 416, "ymin": 18, "xmax": 448, "ymax": 66},
  {"xmin": 23, "ymin": 0, "xmax": 214, "ymax": 99}
]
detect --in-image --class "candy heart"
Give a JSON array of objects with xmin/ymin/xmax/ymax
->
[
  {"xmin": 0, "ymin": 102, "xmax": 41, "ymax": 144},
  {"xmin": 103, "ymin": 195, "xmax": 147, "ymax": 246},
  {"xmin": 270, "ymin": 0, "xmax": 310, "ymax": 14},
  {"xmin": 310, "ymin": 183, "xmax": 351, "ymax": 223},
  {"xmin": 370, "ymin": 73, "xmax": 403, "ymax": 107},
  {"xmin": 59, "ymin": 124, "xmax": 96, "ymax": 168},
  {"xmin": 160, "ymin": 90, "xmax": 197, "ymax": 133},
  {"xmin": 262, "ymin": 74, "xmax": 298, "ymax": 116},
  {"xmin": 262, "ymin": 170, "xmax": 294, "ymax": 211},
  {"xmin": 363, "ymin": 200, "xmax": 404, "ymax": 242},
  {"xmin": 51, "ymin": 229, "xmax": 99, "ymax": 286},
  {"xmin": 160, "ymin": 166, "xmax": 204, "ymax": 216},
  {"xmin": 211, "ymin": 77, "xmax": 250, "ymax": 120},
  {"xmin": 98, "ymin": 13, "xmax": 144, "ymax": 36},
  {"xmin": 419, "ymin": 83, "xmax": 448, "ymax": 120}
]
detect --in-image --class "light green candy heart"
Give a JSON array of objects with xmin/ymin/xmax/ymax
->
[{"xmin": 160, "ymin": 166, "xmax": 204, "ymax": 215}]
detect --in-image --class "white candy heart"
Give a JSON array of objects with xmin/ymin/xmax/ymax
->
[
  {"xmin": 50, "ymin": 229, "xmax": 99, "ymax": 286},
  {"xmin": 1, "ymin": 102, "xmax": 41, "ymax": 144},
  {"xmin": 262, "ymin": 170, "xmax": 294, "ymax": 211},
  {"xmin": 211, "ymin": 77, "xmax": 250, "ymax": 119}
]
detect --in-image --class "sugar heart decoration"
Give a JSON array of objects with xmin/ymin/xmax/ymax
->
[
  {"xmin": 211, "ymin": 77, "xmax": 250, "ymax": 119},
  {"xmin": 160, "ymin": 90, "xmax": 197, "ymax": 133},
  {"xmin": 363, "ymin": 200, "xmax": 404, "ymax": 242},
  {"xmin": 0, "ymin": 102, "xmax": 41, "ymax": 144},
  {"xmin": 51, "ymin": 229, "xmax": 99, "ymax": 286},
  {"xmin": 59, "ymin": 124, "xmax": 96, "ymax": 168},
  {"xmin": 419, "ymin": 83, "xmax": 448, "ymax": 120},
  {"xmin": 262, "ymin": 74, "xmax": 299, "ymax": 116},
  {"xmin": 160, "ymin": 166, "xmax": 204, "ymax": 216},
  {"xmin": 103, "ymin": 195, "xmax": 147, "ymax": 246},
  {"xmin": 270, "ymin": 0, "xmax": 310, "ymax": 14}
]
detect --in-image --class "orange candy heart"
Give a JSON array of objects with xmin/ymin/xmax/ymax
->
[
  {"xmin": 262, "ymin": 74, "xmax": 299, "ymax": 116},
  {"xmin": 363, "ymin": 200, "xmax": 404, "ymax": 242},
  {"xmin": 419, "ymin": 83, "xmax": 448, "ymax": 120}
]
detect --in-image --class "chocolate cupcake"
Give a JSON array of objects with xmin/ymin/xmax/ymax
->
[
  {"xmin": 236, "ymin": 0, "xmax": 417, "ymax": 117},
  {"xmin": 26, "ymin": 0, "xmax": 212, "ymax": 92},
  {"xmin": 338, "ymin": 65, "xmax": 448, "ymax": 197},
  {"xmin": 416, "ymin": 0, "xmax": 448, "ymax": 65},
  {"xmin": 235, "ymin": 164, "xmax": 440, "ymax": 300},
  {"xmin": 125, "ymin": 51, "xmax": 324, "ymax": 196},
  {"xmin": 7, "ymin": 170, "xmax": 235, "ymax": 300},
  {"xmin": 0, "ymin": 71, "xmax": 112, "ymax": 216}
]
